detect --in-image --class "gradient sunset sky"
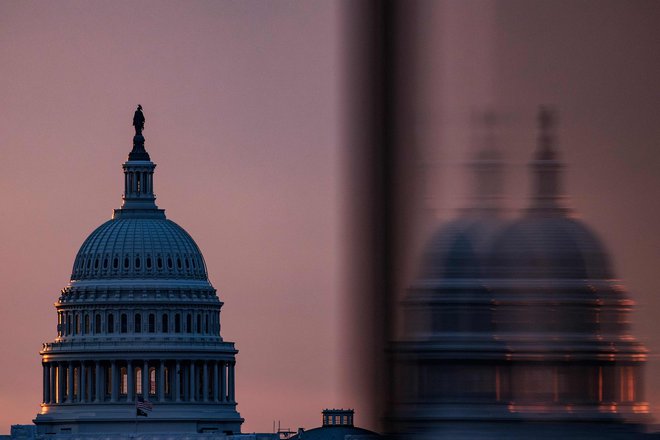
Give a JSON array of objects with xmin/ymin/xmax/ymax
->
[
  {"xmin": 3, "ymin": 0, "xmax": 660, "ymax": 435},
  {"xmin": 0, "ymin": 1, "xmax": 342, "ymax": 434}
]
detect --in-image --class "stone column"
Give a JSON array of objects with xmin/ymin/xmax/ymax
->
[
  {"xmin": 175, "ymin": 361, "xmax": 181, "ymax": 402},
  {"xmin": 203, "ymin": 361, "xmax": 209, "ymax": 402},
  {"xmin": 49, "ymin": 363, "xmax": 57, "ymax": 404},
  {"xmin": 213, "ymin": 361, "xmax": 219, "ymax": 402},
  {"xmin": 189, "ymin": 361, "xmax": 196, "ymax": 402},
  {"xmin": 110, "ymin": 361, "xmax": 118, "ymax": 402},
  {"xmin": 86, "ymin": 364, "xmax": 93, "ymax": 402},
  {"xmin": 42, "ymin": 364, "xmax": 48, "ymax": 404},
  {"xmin": 158, "ymin": 360, "xmax": 165, "ymax": 402},
  {"xmin": 143, "ymin": 360, "xmax": 149, "ymax": 398},
  {"xmin": 80, "ymin": 362, "xmax": 86, "ymax": 403},
  {"xmin": 127, "ymin": 361, "xmax": 134, "ymax": 403},
  {"xmin": 66, "ymin": 362, "xmax": 74, "ymax": 403},
  {"xmin": 228, "ymin": 362, "xmax": 235, "ymax": 402},
  {"xmin": 94, "ymin": 362, "xmax": 101, "ymax": 402},
  {"xmin": 220, "ymin": 361, "xmax": 227, "ymax": 402},
  {"xmin": 57, "ymin": 362, "xmax": 65, "ymax": 404}
]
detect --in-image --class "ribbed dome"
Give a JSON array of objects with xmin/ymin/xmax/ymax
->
[
  {"xmin": 488, "ymin": 216, "xmax": 612, "ymax": 279},
  {"xmin": 71, "ymin": 218, "xmax": 208, "ymax": 281}
]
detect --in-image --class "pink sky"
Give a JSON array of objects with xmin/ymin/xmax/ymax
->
[
  {"xmin": 0, "ymin": 1, "xmax": 343, "ymax": 434},
  {"xmin": 3, "ymin": 1, "xmax": 660, "ymax": 435}
]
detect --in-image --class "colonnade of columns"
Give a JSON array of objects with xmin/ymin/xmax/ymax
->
[
  {"xmin": 42, "ymin": 359, "xmax": 236, "ymax": 405},
  {"xmin": 125, "ymin": 169, "xmax": 154, "ymax": 198}
]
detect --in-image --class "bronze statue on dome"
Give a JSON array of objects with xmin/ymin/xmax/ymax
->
[{"xmin": 133, "ymin": 104, "xmax": 145, "ymax": 136}]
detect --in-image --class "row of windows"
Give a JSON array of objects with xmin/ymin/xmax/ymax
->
[
  {"xmin": 74, "ymin": 253, "xmax": 204, "ymax": 275},
  {"xmin": 323, "ymin": 414, "xmax": 353, "ymax": 426},
  {"xmin": 57, "ymin": 310, "xmax": 220, "ymax": 337}
]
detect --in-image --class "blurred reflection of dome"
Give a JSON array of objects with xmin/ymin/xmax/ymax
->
[
  {"xmin": 421, "ymin": 218, "xmax": 505, "ymax": 279},
  {"xmin": 489, "ymin": 216, "xmax": 612, "ymax": 280},
  {"xmin": 392, "ymin": 107, "xmax": 649, "ymax": 439},
  {"xmin": 420, "ymin": 136, "xmax": 507, "ymax": 280}
]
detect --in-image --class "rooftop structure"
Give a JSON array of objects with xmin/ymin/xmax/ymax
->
[{"xmin": 287, "ymin": 409, "xmax": 379, "ymax": 440}]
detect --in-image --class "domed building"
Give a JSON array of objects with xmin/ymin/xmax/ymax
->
[
  {"xmin": 392, "ymin": 108, "xmax": 648, "ymax": 439},
  {"xmin": 34, "ymin": 112, "xmax": 243, "ymax": 437}
]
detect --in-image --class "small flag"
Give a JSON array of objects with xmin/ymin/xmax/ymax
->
[{"xmin": 136, "ymin": 396, "xmax": 153, "ymax": 417}]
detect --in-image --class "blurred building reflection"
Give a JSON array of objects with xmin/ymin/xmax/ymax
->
[{"xmin": 391, "ymin": 108, "xmax": 648, "ymax": 439}]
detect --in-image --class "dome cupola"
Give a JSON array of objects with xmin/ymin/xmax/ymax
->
[{"xmin": 489, "ymin": 107, "xmax": 612, "ymax": 280}]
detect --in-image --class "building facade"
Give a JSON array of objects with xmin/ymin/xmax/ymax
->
[{"xmin": 34, "ymin": 123, "xmax": 243, "ymax": 436}]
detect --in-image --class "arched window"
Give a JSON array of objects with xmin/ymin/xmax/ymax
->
[
  {"xmin": 186, "ymin": 314, "xmax": 192, "ymax": 334},
  {"xmin": 120, "ymin": 313, "xmax": 128, "ymax": 333},
  {"xmin": 149, "ymin": 368, "xmax": 156, "ymax": 395},
  {"xmin": 134, "ymin": 314, "xmax": 141, "ymax": 333},
  {"xmin": 177, "ymin": 257, "xmax": 182, "ymax": 269},
  {"xmin": 157, "ymin": 257, "xmax": 163, "ymax": 269},
  {"xmin": 167, "ymin": 257, "xmax": 173, "ymax": 270},
  {"xmin": 107, "ymin": 313, "xmax": 114, "ymax": 334},
  {"xmin": 146, "ymin": 257, "xmax": 152, "ymax": 269},
  {"xmin": 120, "ymin": 367, "xmax": 128, "ymax": 394},
  {"xmin": 196, "ymin": 314, "xmax": 201, "ymax": 333},
  {"xmin": 113, "ymin": 257, "xmax": 119, "ymax": 269},
  {"xmin": 135, "ymin": 368, "xmax": 142, "ymax": 395},
  {"xmin": 185, "ymin": 258, "xmax": 190, "ymax": 270},
  {"xmin": 94, "ymin": 258, "xmax": 99, "ymax": 269},
  {"xmin": 84, "ymin": 314, "xmax": 90, "ymax": 334},
  {"xmin": 103, "ymin": 257, "xmax": 108, "ymax": 269},
  {"xmin": 162, "ymin": 314, "xmax": 169, "ymax": 333},
  {"xmin": 148, "ymin": 314, "xmax": 155, "ymax": 333},
  {"xmin": 74, "ymin": 314, "xmax": 80, "ymax": 335},
  {"xmin": 135, "ymin": 257, "xmax": 141, "ymax": 269},
  {"xmin": 95, "ymin": 313, "xmax": 101, "ymax": 334},
  {"xmin": 175, "ymin": 314, "xmax": 181, "ymax": 333},
  {"xmin": 124, "ymin": 256, "xmax": 130, "ymax": 269}
]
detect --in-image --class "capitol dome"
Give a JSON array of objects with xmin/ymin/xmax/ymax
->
[
  {"xmin": 35, "ymin": 109, "xmax": 243, "ymax": 437},
  {"xmin": 72, "ymin": 218, "xmax": 208, "ymax": 281}
]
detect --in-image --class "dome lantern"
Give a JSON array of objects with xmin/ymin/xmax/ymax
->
[
  {"xmin": 528, "ymin": 105, "xmax": 569, "ymax": 215},
  {"xmin": 114, "ymin": 106, "xmax": 165, "ymax": 220}
]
